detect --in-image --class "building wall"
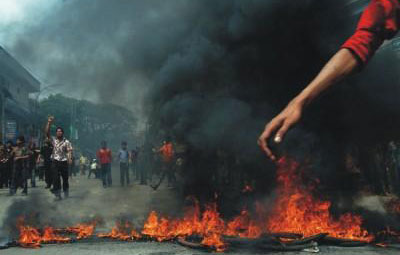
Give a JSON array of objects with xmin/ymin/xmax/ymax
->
[
  {"xmin": 0, "ymin": 47, "xmax": 40, "ymax": 142},
  {"xmin": 3, "ymin": 78, "xmax": 30, "ymax": 110}
]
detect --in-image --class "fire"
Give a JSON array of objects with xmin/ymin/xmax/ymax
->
[
  {"xmin": 174, "ymin": 200, "xmax": 202, "ymax": 236},
  {"xmin": 199, "ymin": 203, "xmax": 227, "ymax": 251},
  {"xmin": 225, "ymin": 210, "xmax": 262, "ymax": 238},
  {"xmin": 42, "ymin": 227, "xmax": 71, "ymax": 243},
  {"xmin": 140, "ymin": 201, "xmax": 227, "ymax": 251},
  {"xmin": 141, "ymin": 211, "xmax": 173, "ymax": 241},
  {"xmin": 17, "ymin": 218, "xmax": 70, "ymax": 248},
  {"xmin": 17, "ymin": 157, "xmax": 386, "ymax": 251},
  {"xmin": 18, "ymin": 218, "xmax": 41, "ymax": 248},
  {"xmin": 98, "ymin": 221, "xmax": 141, "ymax": 240},
  {"xmin": 266, "ymin": 157, "xmax": 374, "ymax": 242},
  {"xmin": 65, "ymin": 222, "xmax": 96, "ymax": 239}
]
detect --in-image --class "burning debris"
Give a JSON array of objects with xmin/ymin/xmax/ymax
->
[
  {"xmin": 267, "ymin": 157, "xmax": 373, "ymax": 242},
  {"xmin": 17, "ymin": 217, "xmax": 72, "ymax": 248},
  {"xmin": 64, "ymin": 222, "xmax": 97, "ymax": 240},
  {"xmin": 5, "ymin": 157, "xmax": 400, "ymax": 253},
  {"xmin": 97, "ymin": 221, "xmax": 141, "ymax": 241}
]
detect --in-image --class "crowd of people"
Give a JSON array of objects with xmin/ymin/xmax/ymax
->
[
  {"xmin": 0, "ymin": 137, "xmax": 39, "ymax": 195},
  {"xmin": 0, "ymin": 116, "xmax": 183, "ymax": 201}
]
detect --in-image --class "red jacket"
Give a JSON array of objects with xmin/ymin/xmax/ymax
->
[
  {"xmin": 97, "ymin": 148, "xmax": 112, "ymax": 164},
  {"xmin": 342, "ymin": 0, "xmax": 400, "ymax": 65}
]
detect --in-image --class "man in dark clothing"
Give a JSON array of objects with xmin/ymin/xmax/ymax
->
[
  {"xmin": 27, "ymin": 142, "xmax": 39, "ymax": 188},
  {"xmin": 46, "ymin": 116, "xmax": 73, "ymax": 200},
  {"xmin": 130, "ymin": 147, "xmax": 139, "ymax": 180},
  {"xmin": 4, "ymin": 141, "xmax": 14, "ymax": 188},
  {"xmin": 0, "ymin": 143, "xmax": 7, "ymax": 188},
  {"xmin": 69, "ymin": 155, "xmax": 77, "ymax": 177},
  {"xmin": 39, "ymin": 138, "xmax": 54, "ymax": 189},
  {"xmin": 97, "ymin": 141, "xmax": 112, "ymax": 188},
  {"xmin": 9, "ymin": 136, "xmax": 29, "ymax": 195},
  {"xmin": 118, "ymin": 141, "xmax": 130, "ymax": 186}
]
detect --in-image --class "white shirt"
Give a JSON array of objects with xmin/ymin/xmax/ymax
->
[{"xmin": 51, "ymin": 137, "xmax": 73, "ymax": 162}]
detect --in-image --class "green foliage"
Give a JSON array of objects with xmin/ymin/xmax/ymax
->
[{"xmin": 38, "ymin": 94, "xmax": 137, "ymax": 156}]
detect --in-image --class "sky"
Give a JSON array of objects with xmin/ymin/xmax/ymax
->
[
  {"xmin": 0, "ymin": 0, "xmax": 150, "ymax": 124},
  {"xmin": 0, "ymin": 0, "xmax": 64, "ymax": 96}
]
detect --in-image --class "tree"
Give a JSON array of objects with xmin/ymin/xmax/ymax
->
[{"xmin": 39, "ymin": 94, "xmax": 137, "ymax": 156}]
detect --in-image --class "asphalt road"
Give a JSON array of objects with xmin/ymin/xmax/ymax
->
[
  {"xmin": 2, "ymin": 240, "xmax": 398, "ymax": 255},
  {"xmin": 0, "ymin": 167, "xmax": 397, "ymax": 254}
]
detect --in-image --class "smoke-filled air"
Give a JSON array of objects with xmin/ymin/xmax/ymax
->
[{"xmin": 1, "ymin": 0, "xmax": 400, "ymax": 254}]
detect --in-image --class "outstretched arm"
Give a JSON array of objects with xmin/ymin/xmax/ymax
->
[
  {"xmin": 258, "ymin": 49, "xmax": 358, "ymax": 160},
  {"xmin": 258, "ymin": 0, "xmax": 399, "ymax": 161},
  {"xmin": 45, "ymin": 116, "xmax": 54, "ymax": 140}
]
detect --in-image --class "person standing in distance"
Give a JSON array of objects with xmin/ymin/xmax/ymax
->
[{"xmin": 45, "ymin": 116, "xmax": 73, "ymax": 200}]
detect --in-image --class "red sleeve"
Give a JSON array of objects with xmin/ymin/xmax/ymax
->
[
  {"xmin": 96, "ymin": 150, "xmax": 100, "ymax": 159},
  {"xmin": 341, "ymin": 0, "xmax": 399, "ymax": 65}
]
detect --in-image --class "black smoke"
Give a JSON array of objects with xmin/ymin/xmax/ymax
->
[
  {"xmin": 5, "ymin": 0, "xmax": 400, "ymax": 210},
  {"xmin": 144, "ymin": 0, "xmax": 360, "ymax": 203}
]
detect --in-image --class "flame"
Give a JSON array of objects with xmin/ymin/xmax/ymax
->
[
  {"xmin": 65, "ymin": 222, "xmax": 96, "ymax": 239},
  {"xmin": 17, "ymin": 218, "xmax": 70, "ymax": 248},
  {"xmin": 266, "ymin": 157, "xmax": 374, "ymax": 242},
  {"xmin": 141, "ymin": 211, "xmax": 172, "ymax": 241},
  {"xmin": 17, "ymin": 157, "xmax": 389, "ymax": 251},
  {"xmin": 17, "ymin": 218, "xmax": 41, "ymax": 248},
  {"xmin": 98, "ymin": 221, "xmax": 141, "ymax": 240},
  {"xmin": 225, "ymin": 210, "xmax": 262, "ymax": 238},
  {"xmin": 199, "ymin": 203, "xmax": 226, "ymax": 251},
  {"xmin": 139, "ymin": 201, "xmax": 227, "ymax": 251},
  {"xmin": 42, "ymin": 227, "xmax": 71, "ymax": 243}
]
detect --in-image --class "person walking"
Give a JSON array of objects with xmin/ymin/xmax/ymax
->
[
  {"xmin": 88, "ymin": 159, "xmax": 98, "ymax": 179},
  {"xmin": 118, "ymin": 141, "xmax": 130, "ymax": 186},
  {"xmin": 130, "ymin": 146, "xmax": 139, "ymax": 180},
  {"xmin": 9, "ymin": 136, "xmax": 29, "ymax": 196},
  {"xmin": 45, "ymin": 116, "xmax": 73, "ymax": 200},
  {"xmin": 4, "ymin": 141, "xmax": 14, "ymax": 188},
  {"xmin": 151, "ymin": 139, "xmax": 175, "ymax": 190},
  {"xmin": 0, "ymin": 143, "xmax": 8, "ymax": 189},
  {"xmin": 27, "ymin": 142, "xmax": 39, "ymax": 188},
  {"xmin": 39, "ymin": 138, "xmax": 54, "ymax": 189},
  {"xmin": 97, "ymin": 141, "xmax": 112, "ymax": 188},
  {"xmin": 79, "ymin": 154, "xmax": 87, "ymax": 175}
]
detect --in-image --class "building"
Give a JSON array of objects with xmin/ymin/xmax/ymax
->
[{"xmin": 0, "ymin": 46, "xmax": 40, "ymax": 143}]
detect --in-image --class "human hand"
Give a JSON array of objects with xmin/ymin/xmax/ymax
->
[
  {"xmin": 48, "ymin": 115, "xmax": 54, "ymax": 124},
  {"xmin": 258, "ymin": 99, "xmax": 304, "ymax": 161}
]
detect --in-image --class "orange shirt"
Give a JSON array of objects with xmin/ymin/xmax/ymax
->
[{"xmin": 159, "ymin": 143, "xmax": 174, "ymax": 162}]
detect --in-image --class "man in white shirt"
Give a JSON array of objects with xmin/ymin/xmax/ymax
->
[{"xmin": 45, "ymin": 116, "xmax": 73, "ymax": 200}]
